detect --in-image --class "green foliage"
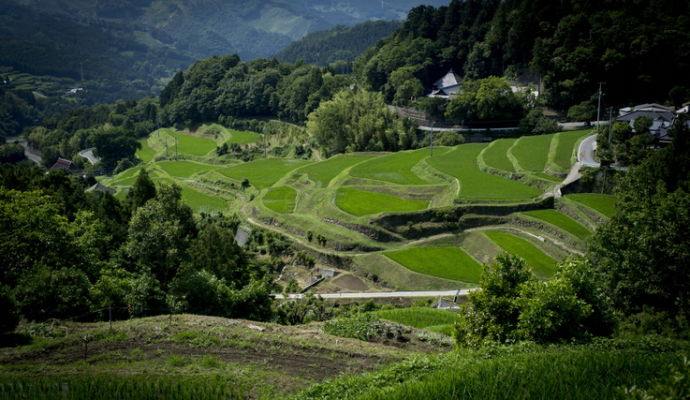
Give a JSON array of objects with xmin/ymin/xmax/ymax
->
[
  {"xmin": 324, "ymin": 313, "xmax": 407, "ymax": 342},
  {"xmin": 520, "ymin": 108, "xmax": 559, "ymax": 134},
  {"xmin": 125, "ymin": 168, "xmax": 156, "ymax": 211},
  {"xmin": 307, "ymin": 89, "xmax": 417, "ymax": 157},
  {"xmin": 384, "ymin": 247, "xmax": 482, "ymax": 283},
  {"xmin": 0, "ymin": 285, "xmax": 19, "ymax": 333},
  {"xmin": 567, "ymin": 101, "xmax": 597, "ymax": 123},
  {"xmin": 276, "ymin": 20, "xmax": 401, "ymax": 66},
  {"xmin": 0, "ymin": 374, "xmax": 246, "ymax": 399},
  {"xmin": 0, "ymin": 143, "xmax": 26, "ymax": 164},
  {"xmin": 445, "ymin": 77, "xmax": 526, "ymax": 123},
  {"xmin": 275, "ymin": 294, "xmax": 330, "ymax": 325},
  {"xmin": 15, "ymin": 267, "xmax": 91, "ymax": 321},
  {"xmin": 588, "ymin": 120, "xmax": 690, "ymax": 325},
  {"xmin": 335, "ymin": 187, "xmax": 427, "ymax": 216},
  {"xmin": 622, "ymin": 357, "xmax": 690, "ymax": 400},
  {"xmin": 456, "ymin": 255, "xmax": 614, "ymax": 347}
]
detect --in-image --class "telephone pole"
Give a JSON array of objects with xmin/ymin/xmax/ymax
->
[{"xmin": 596, "ymin": 82, "xmax": 605, "ymax": 130}]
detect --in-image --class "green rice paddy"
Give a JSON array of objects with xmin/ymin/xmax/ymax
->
[
  {"xmin": 384, "ymin": 247, "xmax": 483, "ymax": 283},
  {"xmin": 521, "ymin": 209, "xmax": 591, "ymax": 240},
  {"xmin": 565, "ymin": 193, "xmax": 617, "ymax": 217},
  {"xmin": 263, "ymin": 186, "xmax": 297, "ymax": 213},
  {"xmin": 220, "ymin": 159, "xmax": 313, "ymax": 189},
  {"xmin": 481, "ymin": 138, "xmax": 517, "ymax": 172},
  {"xmin": 349, "ymin": 149, "xmax": 431, "ymax": 185},
  {"xmin": 178, "ymin": 184, "xmax": 229, "ymax": 214},
  {"xmin": 297, "ymin": 154, "xmax": 374, "ymax": 187},
  {"xmin": 484, "ymin": 231, "xmax": 556, "ymax": 278},
  {"xmin": 552, "ymin": 130, "xmax": 593, "ymax": 170},
  {"xmin": 335, "ymin": 187, "xmax": 427, "ymax": 216},
  {"xmin": 225, "ymin": 129, "xmax": 261, "ymax": 144},
  {"xmin": 156, "ymin": 161, "xmax": 218, "ymax": 178},
  {"xmin": 511, "ymin": 134, "xmax": 553, "ymax": 172},
  {"xmin": 165, "ymin": 131, "xmax": 217, "ymax": 156},
  {"xmin": 427, "ymin": 144, "xmax": 541, "ymax": 201}
]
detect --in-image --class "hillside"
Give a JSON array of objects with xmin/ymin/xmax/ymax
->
[
  {"xmin": 275, "ymin": 20, "xmax": 401, "ymax": 67},
  {"xmin": 355, "ymin": 0, "xmax": 690, "ymax": 111}
]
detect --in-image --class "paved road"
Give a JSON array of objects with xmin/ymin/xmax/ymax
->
[
  {"xmin": 78, "ymin": 148, "xmax": 100, "ymax": 165},
  {"xmin": 5, "ymin": 137, "xmax": 42, "ymax": 164},
  {"xmin": 273, "ymin": 289, "xmax": 478, "ymax": 300},
  {"xmin": 578, "ymin": 134, "xmax": 600, "ymax": 167},
  {"xmin": 418, "ymin": 121, "xmax": 608, "ymax": 133}
]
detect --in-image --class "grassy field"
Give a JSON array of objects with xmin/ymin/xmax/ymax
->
[
  {"xmin": 481, "ymin": 138, "xmax": 517, "ymax": 172},
  {"xmin": 263, "ymin": 186, "xmax": 297, "ymax": 213},
  {"xmin": 427, "ymin": 144, "xmax": 541, "ymax": 201},
  {"xmin": 511, "ymin": 134, "xmax": 553, "ymax": 172},
  {"xmin": 293, "ymin": 340, "xmax": 686, "ymax": 400},
  {"xmin": 484, "ymin": 231, "xmax": 556, "ymax": 277},
  {"xmin": 552, "ymin": 130, "xmax": 593, "ymax": 170},
  {"xmin": 374, "ymin": 308, "xmax": 462, "ymax": 332},
  {"xmin": 335, "ymin": 187, "xmax": 427, "ymax": 216},
  {"xmin": 136, "ymin": 138, "xmax": 156, "ymax": 162},
  {"xmin": 349, "ymin": 149, "xmax": 430, "ymax": 185},
  {"xmin": 178, "ymin": 184, "xmax": 229, "ymax": 214},
  {"xmin": 156, "ymin": 160, "xmax": 219, "ymax": 178},
  {"xmin": 165, "ymin": 130, "xmax": 217, "ymax": 156},
  {"xmin": 384, "ymin": 247, "xmax": 482, "ymax": 283},
  {"xmin": 565, "ymin": 193, "xmax": 617, "ymax": 217},
  {"xmin": 297, "ymin": 154, "xmax": 374, "ymax": 187},
  {"xmin": 219, "ymin": 159, "xmax": 312, "ymax": 189},
  {"xmin": 521, "ymin": 209, "xmax": 591, "ymax": 240}
]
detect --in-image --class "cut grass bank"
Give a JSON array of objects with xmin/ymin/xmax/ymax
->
[
  {"xmin": 384, "ymin": 247, "xmax": 482, "ymax": 283},
  {"xmin": 484, "ymin": 231, "xmax": 556, "ymax": 278}
]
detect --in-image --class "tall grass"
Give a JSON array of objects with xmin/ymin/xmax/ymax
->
[
  {"xmin": 375, "ymin": 307, "xmax": 461, "ymax": 329},
  {"xmin": 0, "ymin": 374, "xmax": 246, "ymax": 400}
]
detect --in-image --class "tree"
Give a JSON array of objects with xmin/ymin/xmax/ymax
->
[
  {"xmin": 455, "ymin": 254, "xmax": 531, "ymax": 346},
  {"xmin": 588, "ymin": 117, "xmax": 690, "ymax": 326},
  {"xmin": 567, "ymin": 101, "xmax": 596, "ymax": 124},
  {"xmin": 15, "ymin": 267, "xmax": 91, "ymax": 321},
  {"xmin": 125, "ymin": 168, "xmax": 156, "ymax": 211},
  {"xmin": 0, "ymin": 286, "xmax": 19, "ymax": 333},
  {"xmin": 185, "ymin": 223, "xmax": 250, "ymax": 288},
  {"xmin": 445, "ymin": 77, "xmax": 525, "ymax": 124}
]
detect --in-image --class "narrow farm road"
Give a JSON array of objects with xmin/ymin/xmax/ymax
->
[
  {"xmin": 78, "ymin": 148, "xmax": 101, "ymax": 165},
  {"xmin": 5, "ymin": 137, "xmax": 42, "ymax": 164},
  {"xmin": 273, "ymin": 288, "xmax": 478, "ymax": 300}
]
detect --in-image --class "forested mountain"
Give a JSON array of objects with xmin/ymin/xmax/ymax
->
[
  {"xmin": 274, "ymin": 20, "xmax": 401, "ymax": 67},
  {"xmin": 356, "ymin": 0, "xmax": 690, "ymax": 111}
]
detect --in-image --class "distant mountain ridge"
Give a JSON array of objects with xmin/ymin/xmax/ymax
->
[{"xmin": 274, "ymin": 20, "xmax": 402, "ymax": 67}]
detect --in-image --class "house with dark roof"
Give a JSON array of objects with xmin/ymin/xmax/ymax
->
[
  {"xmin": 427, "ymin": 69, "xmax": 462, "ymax": 98},
  {"xmin": 85, "ymin": 182, "xmax": 116, "ymax": 195},
  {"xmin": 615, "ymin": 103, "xmax": 686, "ymax": 144},
  {"xmin": 49, "ymin": 157, "xmax": 78, "ymax": 172}
]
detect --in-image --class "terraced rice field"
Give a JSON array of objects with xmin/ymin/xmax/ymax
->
[
  {"xmin": 335, "ymin": 187, "xmax": 427, "ymax": 216},
  {"xmin": 552, "ymin": 130, "xmax": 593, "ymax": 170},
  {"xmin": 136, "ymin": 138, "xmax": 156, "ymax": 162},
  {"xmin": 481, "ymin": 138, "xmax": 517, "ymax": 172},
  {"xmin": 427, "ymin": 144, "xmax": 541, "ymax": 201},
  {"xmin": 384, "ymin": 247, "xmax": 483, "ymax": 283},
  {"xmin": 296, "ymin": 154, "xmax": 374, "ymax": 187},
  {"xmin": 165, "ymin": 131, "xmax": 217, "ymax": 156},
  {"xmin": 349, "ymin": 149, "xmax": 432, "ymax": 185},
  {"xmin": 220, "ymin": 159, "xmax": 312, "ymax": 189},
  {"xmin": 565, "ymin": 193, "xmax": 617, "ymax": 217},
  {"xmin": 225, "ymin": 129, "xmax": 261, "ymax": 144},
  {"xmin": 510, "ymin": 134, "xmax": 553, "ymax": 172},
  {"xmin": 156, "ymin": 160, "xmax": 218, "ymax": 178},
  {"xmin": 484, "ymin": 231, "xmax": 556, "ymax": 278},
  {"xmin": 263, "ymin": 186, "xmax": 297, "ymax": 213},
  {"xmin": 521, "ymin": 209, "xmax": 591, "ymax": 240},
  {"xmin": 178, "ymin": 184, "xmax": 229, "ymax": 213}
]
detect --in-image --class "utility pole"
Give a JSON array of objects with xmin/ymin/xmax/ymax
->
[{"xmin": 596, "ymin": 82, "xmax": 605, "ymax": 131}]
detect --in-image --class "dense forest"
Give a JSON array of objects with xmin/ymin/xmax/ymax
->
[
  {"xmin": 275, "ymin": 20, "xmax": 401, "ymax": 68},
  {"xmin": 355, "ymin": 0, "xmax": 690, "ymax": 112}
]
